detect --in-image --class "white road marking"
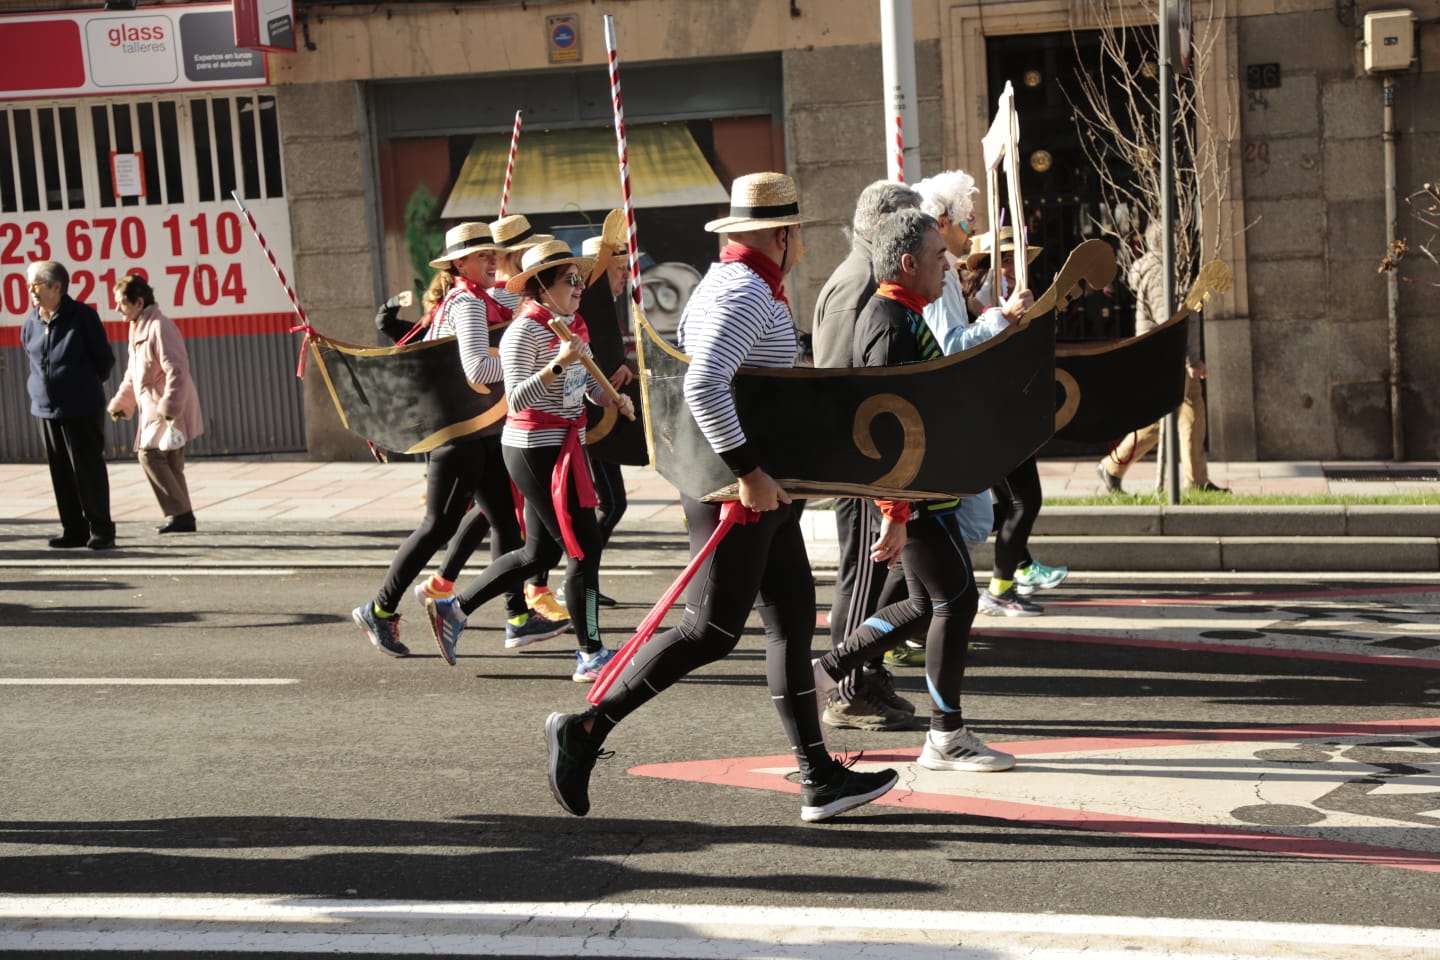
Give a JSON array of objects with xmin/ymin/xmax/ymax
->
[
  {"xmin": 0, "ymin": 679, "xmax": 299, "ymax": 686},
  {"xmin": 17, "ymin": 568, "xmax": 300, "ymax": 576},
  {"xmin": 0, "ymin": 897, "xmax": 1433, "ymax": 958}
]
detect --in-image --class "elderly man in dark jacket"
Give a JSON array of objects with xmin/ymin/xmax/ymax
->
[
  {"xmin": 23, "ymin": 260, "xmax": 117, "ymax": 549},
  {"xmin": 810, "ymin": 179, "xmax": 922, "ymax": 733}
]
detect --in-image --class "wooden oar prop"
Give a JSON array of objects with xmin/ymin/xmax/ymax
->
[
  {"xmin": 982, "ymin": 81, "xmax": 1027, "ymax": 297},
  {"xmin": 545, "ymin": 318, "xmax": 635, "ymax": 420},
  {"xmin": 1054, "ymin": 260, "xmax": 1231, "ymax": 441},
  {"xmin": 1018, "ymin": 238, "xmax": 1117, "ymax": 327}
]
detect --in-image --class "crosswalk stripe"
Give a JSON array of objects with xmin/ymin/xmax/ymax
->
[{"xmin": 0, "ymin": 897, "xmax": 1432, "ymax": 958}]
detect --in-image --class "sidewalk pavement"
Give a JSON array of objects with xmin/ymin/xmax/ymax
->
[{"xmin": 1, "ymin": 457, "xmax": 1437, "ymax": 571}]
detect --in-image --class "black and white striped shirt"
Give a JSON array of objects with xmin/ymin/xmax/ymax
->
[
  {"xmin": 425, "ymin": 288, "xmax": 504, "ymax": 386},
  {"xmin": 500, "ymin": 312, "xmax": 603, "ymax": 448},
  {"xmin": 677, "ymin": 261, "xmax": 800, "ymax": 470}
]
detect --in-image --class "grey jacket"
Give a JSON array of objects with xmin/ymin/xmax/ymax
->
[{"xmin": 811, "ymin": 236, "xmax": 877, "ymax": 369}]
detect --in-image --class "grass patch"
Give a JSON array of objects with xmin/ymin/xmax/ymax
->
[{"xmin": 1052, "ymin": 491, "xmax": 1440, "ymax": 507}]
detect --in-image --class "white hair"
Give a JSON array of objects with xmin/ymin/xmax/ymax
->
[{"xmin": 915, "ymin": 170, "xmax": 978, "ymax": 226}]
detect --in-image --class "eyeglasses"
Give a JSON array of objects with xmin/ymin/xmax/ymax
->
[{"xmin": 560, "ymin": 273, "xmax": 586, "ymax": 288}]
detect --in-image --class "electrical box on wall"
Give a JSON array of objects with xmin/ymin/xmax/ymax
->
[{"xmin": 1363, "ymin": 10, "xmax": 1416, "ymax": 74}]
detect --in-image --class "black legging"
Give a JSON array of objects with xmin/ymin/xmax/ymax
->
[
  {"xmin": 531, "ymin": 456, "xmax": 627, "ymax": 590},
  {"xmin": 454, "ymin": 444, "xmax": 604, "ymax": 653},
  {"xmin": 592, "ymin": 458, "xmax": 627, "ymax": 544},
  {"xmin": 819, "ymin": 510, "xmax": 978, "ymax": 733},
  {"xmin": 990, "ymin": 455, "xmax": 1042, "ymax": 581},
  {"xmin": 376, "ymin": 437, "xmax": 513, "ymax": 613},
  {"xmin": 584, "ymin": 497, "xmax": 835, "ymax": 783},
  {"xmin": 432, "ymin": 436, "xmax": 527, "ymax": 618}
]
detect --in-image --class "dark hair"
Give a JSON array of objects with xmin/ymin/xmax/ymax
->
[
  {"xmin": 115, "ymin": 273, "xmax": 155, "ymax": 307},
  {"xmin": 523, "ymin": 263, "xmax": 570, "ymax": 301}
]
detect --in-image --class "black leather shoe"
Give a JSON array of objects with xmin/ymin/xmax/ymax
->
[
  {"xmin": 48, "ymin": 534, "xmax": 89, "ymax": 548},
  {"xmin": 1096, "ymin": 461, "xmax": 1124, "ymax": 494},
  {"xmin": 156, "ymin": 513, "xmax": 197, "ymax": 534},
  {"xmin": 87, "ymin": 534, "xmax": 116, "ymax": 550},
  {"xmin": 1196, "ymin": 481, "xmax": 1232, "ymax": 494}
]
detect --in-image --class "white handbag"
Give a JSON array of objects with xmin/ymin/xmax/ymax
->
[{"xmin": 157, "ymin": 420, "xmax": 186, "ymax": 451}]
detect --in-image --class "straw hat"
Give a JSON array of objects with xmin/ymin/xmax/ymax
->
[
  {"xmin": 582, "ymin": 209, "xmax": 631, "ymax": 284},
  {"xmin": 428, "ymin": 222, "xmax": 500, "ymax": 268},
  {"xmin": 703, "ymin": 172, "xmax": 815, "ymax": 233},
  {"xmin": 504, "ymin": 239, "xmax": 597, "ymax": 294},
  {"xmin": 490, "ymin": 214, "xmax": 553, "ymax": 252},
  {"xmin": 963, "ymin": 225, "xmax": 1042, "ymax": 271}
]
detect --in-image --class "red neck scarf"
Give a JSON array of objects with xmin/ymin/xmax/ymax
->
[
  {"xmin": 720, "ymin": 242, "xmax": 788, "ymax": 305},
  {"xmin": 518, "ymin": 301, "xmax": 589, "ymax": 346},
  {"xmin": 876, "ymin": 281, "xmax": 931, "ymax": 315},
  {"xmin": 421, "ymin": 275, "xmax": 513, "ymax": 335}
]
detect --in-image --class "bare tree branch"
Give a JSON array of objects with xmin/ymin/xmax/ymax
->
[{"xmin": 1067, "ymin": 0, "xmax": 1233, "ymax": 288}]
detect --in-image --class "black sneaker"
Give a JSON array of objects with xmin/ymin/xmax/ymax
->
[
  {"xmin": 864, "ymin": 665, "xmax": 917, "ymax": 715},
  {"xmin": 823, "ymin": 691, "xmax": 921, "ymax": 731},
  {"xmin": 545, "ymin": 712, "xmax": 612, "ymax": 817},
  {"xmin": 800, "ymin": 763, "xmax": 899, "ymax": 823}
]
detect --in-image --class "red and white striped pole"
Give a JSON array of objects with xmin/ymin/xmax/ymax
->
[
  {"xmin": 894, "ymin": 115, "xmax": 905, "ymax": 183},
  {"xmin": 603, "ymin": 14, "xmax": 642, "ymax": 311},
  {"xmin": 230, "ymin": 190, "xmax": 314, "ymax": 376},
  {"xmin": 498, "ymin": 109, "xmax": 522, "ymax": 218}
]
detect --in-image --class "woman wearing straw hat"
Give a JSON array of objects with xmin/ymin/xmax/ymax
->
[
  {"xmin": 965, "ymin": 225, "xmax": 1070, "ymax": 618},
  {"xmin": 424, "ymin": 239, "xmax": 633, "ymax": 680},
  {"xmin": 488, "ymin": 214, "xmax": 553, "ymax": 314},
  {"xmin": 543, "ymin": 172, "xmax": 898, "ymax": 824},
  {"xmin": 352, "ymin": 221, "xmax": 566, "ymax": 659},
  {"xmin": 473, "ymin": 211, "xmax": 576, "ymax": 623}
]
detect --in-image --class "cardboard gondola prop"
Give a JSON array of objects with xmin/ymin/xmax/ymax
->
[
  {"xmin": 1053, "ymin": 260, "xmax": 1232, "ymax": 442},
  {"xmin": 306, "ymin": 334, "xmax": 508, "ymax": 455},
  {"xmin": 634, "ymin": 237, "xmax": 1117, "ymax": 502}
]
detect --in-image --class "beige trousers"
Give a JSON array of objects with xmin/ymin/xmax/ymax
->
[
  {"xmin": 137, "ymin": 447, "xmax": 193, "ymax": 517},
  {"xmin": 1101, "ymin": 376, "xmax": 1210, "ymax": 488}
]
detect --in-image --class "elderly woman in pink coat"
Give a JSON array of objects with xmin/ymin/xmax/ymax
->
[{"xmin": 107, "ymin": 274, "xmax": 204, "ymax": 533}]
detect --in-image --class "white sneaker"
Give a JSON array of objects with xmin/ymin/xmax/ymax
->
[{"xmin": 917, "ymin": 727, "xmax": 1015, "ymax": 772}]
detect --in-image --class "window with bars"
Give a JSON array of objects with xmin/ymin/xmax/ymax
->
[{"xmin": 0, "ymin": 93, "xmax": 283, "ymax": 214}]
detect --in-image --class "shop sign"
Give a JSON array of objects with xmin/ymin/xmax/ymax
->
[{"xmin": 0, "ymin": 3, "xmax": 267, "ymax": 100}]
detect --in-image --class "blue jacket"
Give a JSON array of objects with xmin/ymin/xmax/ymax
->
[{"xmin": 23, "ymin": 295, "xmax": 114, "ymax": 419}]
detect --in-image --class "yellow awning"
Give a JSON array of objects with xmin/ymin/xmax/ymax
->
[{"xmin": 440, "ymin": 123, "xmax": 729, "ymax": 219}]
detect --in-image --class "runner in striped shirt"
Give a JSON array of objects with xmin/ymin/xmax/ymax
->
[
  {"xmin": 544, "ymin": 173, "xmax": 899, "ymax": 824},
  {"xmin": 352, "ymin": 222, "xmax": 547, "ymax": 659},
  {"xmin": 425, "ymin": 240, "xmax": 634, "ymax": 681}
]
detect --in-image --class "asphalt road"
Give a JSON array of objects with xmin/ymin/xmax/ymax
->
[{"xmin": 2, "ymin": 563, "xmax": 1438, "ymax": 957}]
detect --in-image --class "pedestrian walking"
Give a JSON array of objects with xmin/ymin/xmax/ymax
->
[
  {"xmin": 106, "ymin": 274, "xmax": 204, "ymax": 533},
  {"xmin": 811, "ymin": 178, "xmax": 923, "ymax": 731},
  {"xmin": 816, "ymin": 207, "xmax": 1028, "ymax": 772},
  {"xmin": 22, "ymin": 260, "xmax": 117, "ymax": 550}
]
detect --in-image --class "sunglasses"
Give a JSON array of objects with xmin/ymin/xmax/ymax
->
[{"xmin": 559, "ymin": 273, "xmax": 586, "ymax": 288}]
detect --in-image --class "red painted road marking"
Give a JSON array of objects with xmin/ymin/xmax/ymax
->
[{"xmin": 630, "ymin": 717, "xmax": 1440, "ymax": 874}]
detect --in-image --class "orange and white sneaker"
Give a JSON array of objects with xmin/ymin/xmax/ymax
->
[
  {"xmin": 413, "ymin": 575, "xmax": 453, "ymax": 608},
  {"xmin": 525, "ymin": 585, "xmax": 571, "ymax": 622}
]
